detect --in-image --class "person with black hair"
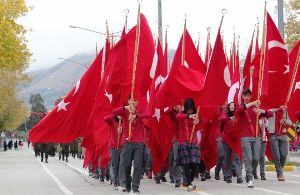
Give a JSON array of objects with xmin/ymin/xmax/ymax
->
[
  {"xmin": 113, "ymin": 99, "xmax": 150, "ymax": 193},
  {"xmin": 104, "ymin": 114, "xmax": 125, "ymax": 190},
  {"xmin": 236, "ymin": 89, "xmax": 272, "ymax": 188},
  {"xmin": 176, "ymin": 98, "xmax": 201, "ymax": 192},
  {"xmin": 219, "ymin": 102, "xmax": 243, "ymax": 184}
]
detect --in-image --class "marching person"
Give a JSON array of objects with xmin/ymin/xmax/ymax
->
[
  {"xmin": 176, "ymin": 98, "xmax": 202, "ymax": 192},
  {"xmin": 104, "ymin": 113, "xmax": 125, "ymax": 190},
  {"xmin": 219, "ymin": 102, "xmax": 243, "ymax": 184},
  {"xmin": 168, "ymin": 105, "xmax": 184, "ymax": 187},
  {"xmin": 214, "ymin": 106, "xmax": 225, "ymax": 181},
  {"xmin": 253, "ymin": 116, "xmax": 269, "ymax": 180},
  {"xmin": 268, "ymin": 105, "xmax": 292, "ymax": 181},
  {"xmin": 236, "ymin": 89, "xmax": 272, "ymax": 188},
  {"xmin": 113, "ymin": 98, "xmax": 150, "ymax": 193}
]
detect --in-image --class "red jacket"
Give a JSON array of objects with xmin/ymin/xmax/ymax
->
[
  {"xmin": 176, "ymin": 112, "xmax": 201, "ymax": 144},
  {"xmin": 166, "ymin": 107, "xmax": 180, "ymax": 141},
  {"xmin": 236, "ymin": 104, "xmax": 273, "ymax": 138},
  {"xmin": 113, "ymin": 107, "xmax": 150, "ymax": 143},
  {"xmin": 104, "ymin": 114, "xmax": 124, "ymax": 149}
]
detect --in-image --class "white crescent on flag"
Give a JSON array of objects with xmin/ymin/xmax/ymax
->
[
  {"xmin": 104, "ymin": 90, "xmax": 112, "ymax": 103},
  {"xmin": 268, "ymin": 40, "xmax": 288, "ymax": 50},
  {"xmin": 150, "ymin": 47, "xmax": 158, "ymax": 79},
  {"xmin": 73, "ymin": 79, "xmax": 81, "ymax": 96},
  {"xmin": 227, "ymin": 81, "xmax": 239, "ymax": 103},
  {"xmin": 224, "ymin": 65, "xmax": 231, "ymax": 87}
]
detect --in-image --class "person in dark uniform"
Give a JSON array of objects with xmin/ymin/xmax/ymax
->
[
  {"xmin": 40, "ymin": 143, "xmax": 49, "ymax": 163},
  {"xmin": 61, "ymin": 143, "xmax": 70, "ymax": 162}
]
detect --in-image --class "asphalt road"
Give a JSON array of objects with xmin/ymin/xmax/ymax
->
[{"xmin": 1, "ymin": 146, "xmax": 300, "ymax": 195}]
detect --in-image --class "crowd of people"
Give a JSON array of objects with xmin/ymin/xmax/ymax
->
[
  {"xmin": 83, "ymin": 88, "xmax": 300, "ymax": 193},
  {"xmin": 3, "ymin": 139, "xmax": 24, "ymax": 151}
]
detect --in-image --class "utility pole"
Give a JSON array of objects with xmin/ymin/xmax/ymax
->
[
  {"xmin": 158, "ymin": 0, "xmax": 163, "ymax": 45},
  {"xmin": 277, "ymin": 0, "xmax": 284, "ymax": 39}
]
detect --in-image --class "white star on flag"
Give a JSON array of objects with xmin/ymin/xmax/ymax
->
[
  {"xmin": 153, "ymin": 108, "xmax": 161, "ymax": 122},
  {"xmin": 294, "ymin": 81, "xmax": 300, "ymax": 93},
  {"xmin": 57, "ymin": 100, "xmax": 70, "ymax": 112},
  {"xmin": 283, "ymin": 65, "xmax": 289, "ymax": 74},
  {"xmin": 104, "ymin": 90, "xmax": 112, "ymax": 103}
]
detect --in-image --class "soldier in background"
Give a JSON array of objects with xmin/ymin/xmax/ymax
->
[
  {"xmin": 61, "ymin": 143, "xmax": 70, "ymax": 162},
  {"xmin": 40, "ymin": 143, "xmax": 49, "ymax": 163}
]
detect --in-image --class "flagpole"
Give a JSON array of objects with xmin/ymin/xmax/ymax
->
[
  {"xmin": 197, "ymin": 32, "xmax": 200, "ymax": 53},
  {"xmin": 189, "ymin": 107, "xmax": 200, "ymax": 144},
  {"xmin": 256, "ymin": 2, "xmax": 267, "ymax": 138},
  {"xmin": 219, "ymin": 9, "xmax": 227, "ymax": 31},
  {"xmin": 278, "ymin": 47, "xmax": 300, "ymax": 132},
  {"xmin": 124, "ymin": 9, "xmax": 129, "ymax": 32},
  {"xmin": 181, "ymin": 15, "xmax": 187, "ymax": 66},
  {"xmin": 128, "ymin": 4, "xmax": 141, "ymax": 141},
  {"xmin": 117, "ymin": 117, "xmax": 122, "ymax": 150},
  {"xmin": 165, "ymin": 25, "xmax": 170, "ymax": 71}
]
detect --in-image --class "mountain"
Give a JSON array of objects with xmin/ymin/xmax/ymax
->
[
  {"xmin": 20, "ymin": 50, "xmax": 176, "ymax": 111},
  {"xmin": 19, "ymin": 53, "xmax": 95, "ymax": 110}
]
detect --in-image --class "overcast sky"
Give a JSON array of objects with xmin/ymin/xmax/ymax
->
[{"xmin": 21, "ymin": 0, "xmax": 278, "ymax": 71}]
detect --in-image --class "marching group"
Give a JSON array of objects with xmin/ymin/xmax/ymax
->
[{"xmin": 85, "ymin": 88, "xmax": 300, "ymax": 193}]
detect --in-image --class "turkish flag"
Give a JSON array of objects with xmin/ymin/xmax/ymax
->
[
  {"xmin": 288, "ymin": 39, "xmax": 300, "ymax": 123},
  {"xmin": 243, "ymin": 32, "xmax": 254, "ymax": 90},
  {"xmin": 29, "ymin": 52, "xmax": 102, "ymax": 143},
  {"xmin": 156, "ymin": 29, "xmax": 206, "ymax": 108},
  {"xmin": 250, "ymin": 36, "xmax": 260, "ymax": 99},
  {"xmin": 147, "ymin": 41, "xmax": 173, "ymax": 174},
  {"xmin": 261, "ymin": 13, "xmax": 290, "ymax": 108},
  {"xmin": 200, "ymin": 28, "xmax": 230, "ymax": 108}
]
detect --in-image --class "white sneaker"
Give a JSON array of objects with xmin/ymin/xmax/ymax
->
[
  {"xmin": 187, "ymin": 185, "xmax": 193, "ymax": 191},
  {"xmin": 247, "ymin": 180, "xmax": 254, "ymax": 188}
]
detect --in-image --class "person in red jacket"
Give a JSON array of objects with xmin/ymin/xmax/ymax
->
[
  {"xmin": 104, "ymin": 114, "xmax": 124, "ymax": 190},
  {"xmin": 113, "ymin": 98, "xmax": 150, "ymax": 193},
  {"xmin": 236, "ymin": 89, "xmax": 273, "ymax": 188},
  {"xmin": 176, "ymin": 98, "xmax": 201, "ymax": 192},
  {"xmin": 219, "ymin": 102, "xmax": 243, "ymax": 184}
]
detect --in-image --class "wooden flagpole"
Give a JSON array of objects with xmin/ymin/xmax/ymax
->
[
  {"xmin": 189, "ymin": 107, "xmax": 200, "ymax": 143},
  {"xmin": 128, "ymin": 4, "xmax": 141, "ymax": 141},
  {"xmin": 256, "ymin": 2, "xmax": 267, "ymax": 138},
  {"xmin": 117, "ymin": 117, "xmax": 122, "ymax": 150}
]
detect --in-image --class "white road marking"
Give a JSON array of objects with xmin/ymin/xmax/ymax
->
[{"xmin": 37, "ymin": 159, "xmax": 74, "ymax": 195}]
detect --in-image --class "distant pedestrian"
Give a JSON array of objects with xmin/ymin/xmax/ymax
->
[
  {"xmin": 3, "ymin": 140, "xmax": 7, "ymax": 151},
  {"xmin": 14, "ymin": 140, "xmax": 18, "ymax": 151}
]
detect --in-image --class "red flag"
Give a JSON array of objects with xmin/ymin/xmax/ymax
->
[
  {"xmin": 200, "ymin": 28, "xmax": 230, "ymax": 107},
  {"xmin": 288, "ymin": 39, "xmax": 300, "ymax": 123},
  {"xmin": 243, "ymin": 31, "xmax": 255, "ymax": 90},
  {"xmin": 250, "ymin": 34, "xmax": 260, "ymax": 99},
  {"xmin": 156, "ymin": 29, "xmax": 206, "ymax": 108},
  {"xmin": 29, "ymin": 53, "xmax": 102, "ymax": 143},
  {"xmin": 147, "ymin": 41, "xmax": 172, "ymax": 174},
  {"xmin": 261, "ymin": 13, "xmax": 290, "ymax": 108},
  {"xmin": 119, "ymin": 14, "xmax": 155, "ymax": 103}
]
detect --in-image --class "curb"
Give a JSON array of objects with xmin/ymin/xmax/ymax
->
[{"xmin": 265, "ymin": 165, "xmax": 296, "ymax": 171}]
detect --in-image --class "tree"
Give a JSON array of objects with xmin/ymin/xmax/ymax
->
[
  {"xmin": 28, "ymin": 93, "xmax": 47, "ymax": 129},
  {"xmin": 285, "ymin": 0, "xmax": 300, "ymax": 50},
  {"xmin": 0, "ymin": 0, "xmax": 31, "ymax": 131}
]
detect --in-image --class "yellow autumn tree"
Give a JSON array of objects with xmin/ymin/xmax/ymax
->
[
  {"xmin": 0, "ymin": 0, "xmax": 31, "ymax": 131},
  {"xmin": 285, "ymin": 0, "xmax": 300, "ymax": 50}
]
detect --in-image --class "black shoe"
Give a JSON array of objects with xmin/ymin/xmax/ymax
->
[
  {"xmin": 99, "ymin": 178, "xmax": 104, "ymax": 183},
  {"xmin": 161, "ymin": 177, "xmax": 167, "ymax": 182},
  {"xmin": 170, "ymin": 180, "xmax": 174, "ymax": 184},
  {"xmin": 133, "ymin": 189, "xmax": 140, "ymax": 194},
  {"xmin": 155, "ymin": 176, "xmax": 161, "ymax": 184},
  {"xmin": 261, "ymin": 176, "xmax": 266, "ymax": 180},
  {"xmin": 205, "ymin": 172, "xmax": 211, "ymax": 179},
  {"xmin": 200, "ymin": 174, "xmax": 206, "ymax": 181},
  {"xmin": 226, "ymin": 179, "xmax": 232, "ymax": 183},
  {"xmin": 182, "ymin": 182, "xmax": 189, "ymax": 187},
  {"xmin": 237, "ymin": 178, "xmax": 243, "ymax": 183},
  {"xmin": 41, "ymin": 159, "xmax": 43, "ymax": 162},
  {"xmin": 253, "ymin": 174, "xmax": 258, "ymax": 180},
  {"xmin": 175, "ymin": 182, "xmax": 181, "ymax": 188},
  {"xmin": 215, "ymin": 174, "xmax": 220, "ymax": 180}
]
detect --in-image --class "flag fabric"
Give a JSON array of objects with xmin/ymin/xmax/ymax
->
[
  {"xmin": 156, "ymin": 29, "xmax": 206, "ymax": 108},
  {"xmin": 288, "ymin": 39, "xmax": 300, "ymax": 123},
  {"xmin": 260, "ymin": 13, "xmax": 290, "ymax": 108},
  {"xmin": 147, "ymin": 40, "xmax": 173, "ymax": 175},
  {"xmin": 29, "ymin": 52, "xmax": 102, "ymax": 143},
  {"xmin": 200, "ymin": 28, "xmax": 230, "ymax": 108},
  {"xmin": 242, "ymin": 31, "xmax": 255, "ymax": 90}
]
